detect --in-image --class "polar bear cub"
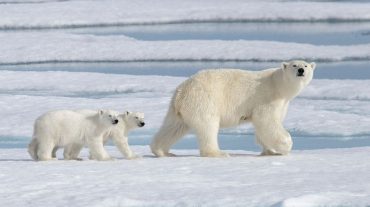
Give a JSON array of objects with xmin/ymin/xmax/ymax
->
[
  {"xmin": 76, "ymin": 110, "xmax": 145, "ymax": 160},
  {"xmin": 28, "ymin": 109, "xmax": 119, "ymax": 161},
  {"xmin": 151, "ymin": 60, "xmax": 315, "ymax": 157}
]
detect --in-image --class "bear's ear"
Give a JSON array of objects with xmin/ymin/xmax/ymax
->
[
  {"xmin": 281, "ymin": 62, "xmax": 289, "ymax": 71},
  {"xmin": 120, "ymin": 111, "xmax": 129, "ymax": 118},
  {"xmin": 98, "ymin": 110, "xmax": 104, "ymax": 116},
  {"xmin": 310, "ymin": 62, "xmax": 316, "ymax": 70}
]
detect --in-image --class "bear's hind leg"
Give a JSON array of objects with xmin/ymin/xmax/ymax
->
[
  {"xmin": 36, "ymin": 141, "xmax": 56, "ymax": 161},
  {"xmin": 28, "ymin": 138, "xmax": 39, "ymax": 160},
  {"xmin": 151, "ymin": 111, "xmax": 189, "ymax": 157}
]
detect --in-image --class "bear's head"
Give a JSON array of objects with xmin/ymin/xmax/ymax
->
[
  {"xmin": 119, "ymin": 111, "xmax": 145, "ymax": 129},
  {"xmin": 98, "ymin": 109, "xmax": 120, "ymax": 125},
  {"xmin": 281, "ymin": 60, "xmax": 315, "ymax": 87}
]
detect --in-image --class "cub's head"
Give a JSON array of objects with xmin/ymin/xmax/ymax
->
[
  {"xmin": 281, "ymin": 60, "xmax": 316, "ymax": 86},
  {"xmin": 98, "ymin": 109, "xmax": 119, "ymax": 125},
  {"xmin": 120, "ymin": 111, "xmax": 145, "ymax": 129}
]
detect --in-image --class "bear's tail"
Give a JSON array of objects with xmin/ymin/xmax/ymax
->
[
  {"xmin": 150, "ymin": 102, "xmax": 189, "ymax": 157},
  {"xmin": 28, "ymin": 138, "xmax": 38, "ymax": 161}
]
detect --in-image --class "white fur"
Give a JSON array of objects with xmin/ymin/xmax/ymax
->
[
  {"xmin": 75, "ymin": 110, "xmax": 145, "ymax": 160},
  {"xmin": 28, "ymin": 109, "xmax": 119, "ymax": 161},
  {"xmin": 151, "ymin": 60, "xmax": 315, "ymax": 157}
]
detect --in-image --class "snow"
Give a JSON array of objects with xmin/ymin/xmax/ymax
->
[
  {"xmin": 281, "ymin": 192, "xmax": 370, "ymax": 207},
  {"xmin": 1, "ymin": 0, "xmax": 370, "ymax": 29},
  {"xmin": 0, "ymin": 71, "xmax": 369, "ymax": 138},
  {"xmin": 1, "ymin": 32, "xmax": 370, "ymax": 65},
  {"xmin": 0, "ymin": 146, "xmax": 370, "ymax": 207}
]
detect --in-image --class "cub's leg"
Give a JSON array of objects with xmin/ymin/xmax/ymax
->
[
  {"xmin": 64, "ymin": 144, "xmax": 83, "ymax": 160},
  {"xmin": 87, "ymin": 136, "xmax": 112, "ymax": 161},
  {"xmin": 37, "ymin": 140, "xmax": 56, "ymax": 161}
]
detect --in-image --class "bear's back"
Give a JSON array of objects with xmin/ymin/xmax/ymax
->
[
  {"xmin": 36, "ymin": 110, "xmax": 87, "ymax": 127},
  {"xmin": 178, "ymin": 68, "xmax": 274, "ymax": 95},
  {"xmin": 188, "ymin": 68, "xmax": 276, "ymax": 84}
]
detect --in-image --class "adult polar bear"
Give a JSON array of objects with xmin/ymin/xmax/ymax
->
[{"xmin": 151, "ymin": 60, "xmax": 315, "ymax": 157}]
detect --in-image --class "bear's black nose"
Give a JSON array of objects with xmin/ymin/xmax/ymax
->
[
  {"xmin": 113, "ymin": 119, "xmax": 119, "ymax": 124},
  {"xmin": 298, "ymin": 68, "xmax": 304, "ymax": 74},
  {"xmin": 139, "ymin": 122, "xmax": 145, "ymax": 127}
]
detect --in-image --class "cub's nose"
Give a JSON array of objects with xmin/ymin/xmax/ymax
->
[
  {"xmin": 113, "ymin": 119, "xmax": 119, "ymax": 124},
  {"xmin": 298, "ymin": 68, "xmax": 304, "ymax": 74},
  {"xmin": 139, "ymin": 122, "xmax": 145, "ymax": 127}
]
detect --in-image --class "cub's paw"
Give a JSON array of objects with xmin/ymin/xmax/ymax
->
[
  {"xmin": 260, "ymin": 149, "xmax": 283, "ymax": 156},
  {"xmin": 201, "ymin": 151, "xmax": 230, "ymax": 158},
  {"xmin": 127, "ymin": 154, "xmax": 142, "ymax": 160},
  {"xmin": 152, "ymin": 149, "xmax": 176, "ymax": 157}
]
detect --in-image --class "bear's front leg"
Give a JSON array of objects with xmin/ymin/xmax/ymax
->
[
  {"xmin": 256, "ymin": 124, "xmax": 292, "ymax": 156},
  {"xmin": 112, "ymin": 136, "xmax": 140, "ymax": 159},
  {"xmin": 252, "ymin": 107, "xmax": 293, "ymax": 156},
  {"xmin": 87, "ymin": 136, "xmax": 113, "ymax": 161}
]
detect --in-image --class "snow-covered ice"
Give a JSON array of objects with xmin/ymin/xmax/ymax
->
[
  {"xmin": 1, "ymin": 1, "xmax": 370, "ymax": 64},
  {"xmin": 1, "ymin": 0, "xmax": 370, "ymax": 29},
  {"xmin": 0, "ymin": 146, "xmax": 369, "ymax": 207},
  {"xmin": 1, "ymin": 32, "xmax": 370, "ymax": 65}
]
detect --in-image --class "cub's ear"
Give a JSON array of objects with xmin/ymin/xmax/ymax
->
[
  {"xmin": 121, "ymin": 111, "xmax": 129, "ymax": 117},
  {"xmin": 310, "ymin": 62, "xmax": 316, "ymax": 70},
  {"xmin": 281, "ymin": 62, "xmax": 289, "ymax": 71},
  {"xmin": 98, "ymin": 109, "xmax": 104, "ymax": 116}
]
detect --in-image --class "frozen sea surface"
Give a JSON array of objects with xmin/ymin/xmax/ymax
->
[
  {"xmin": 71, "ymin": 22, "xmax": 370, "ymax": 46},
  {"xmin": 1, "ymin": 0, "xmax": 370, "ymax": 29},
  {"xmin": 0, "ymin": 146, "xmax": 370, "ymax": 207},
  {"xmin": 1, "ymin": 32, "xmax": 370, "ymax": 65}
]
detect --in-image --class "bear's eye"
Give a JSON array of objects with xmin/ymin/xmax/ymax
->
[
  {"xmin": 109, "ymin": 115, "xmax": 112, "ymax": 117},
  {"xmin": 293, "ymin": 65, "xmax": 297, "ymax": 67},
  {"xmin": 304, "ymin": 65, "xmax": 307, "ymax": 67},
  {"xmin": 135, "ymin": 117, "xmax": 138, "ymax": 119}
]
